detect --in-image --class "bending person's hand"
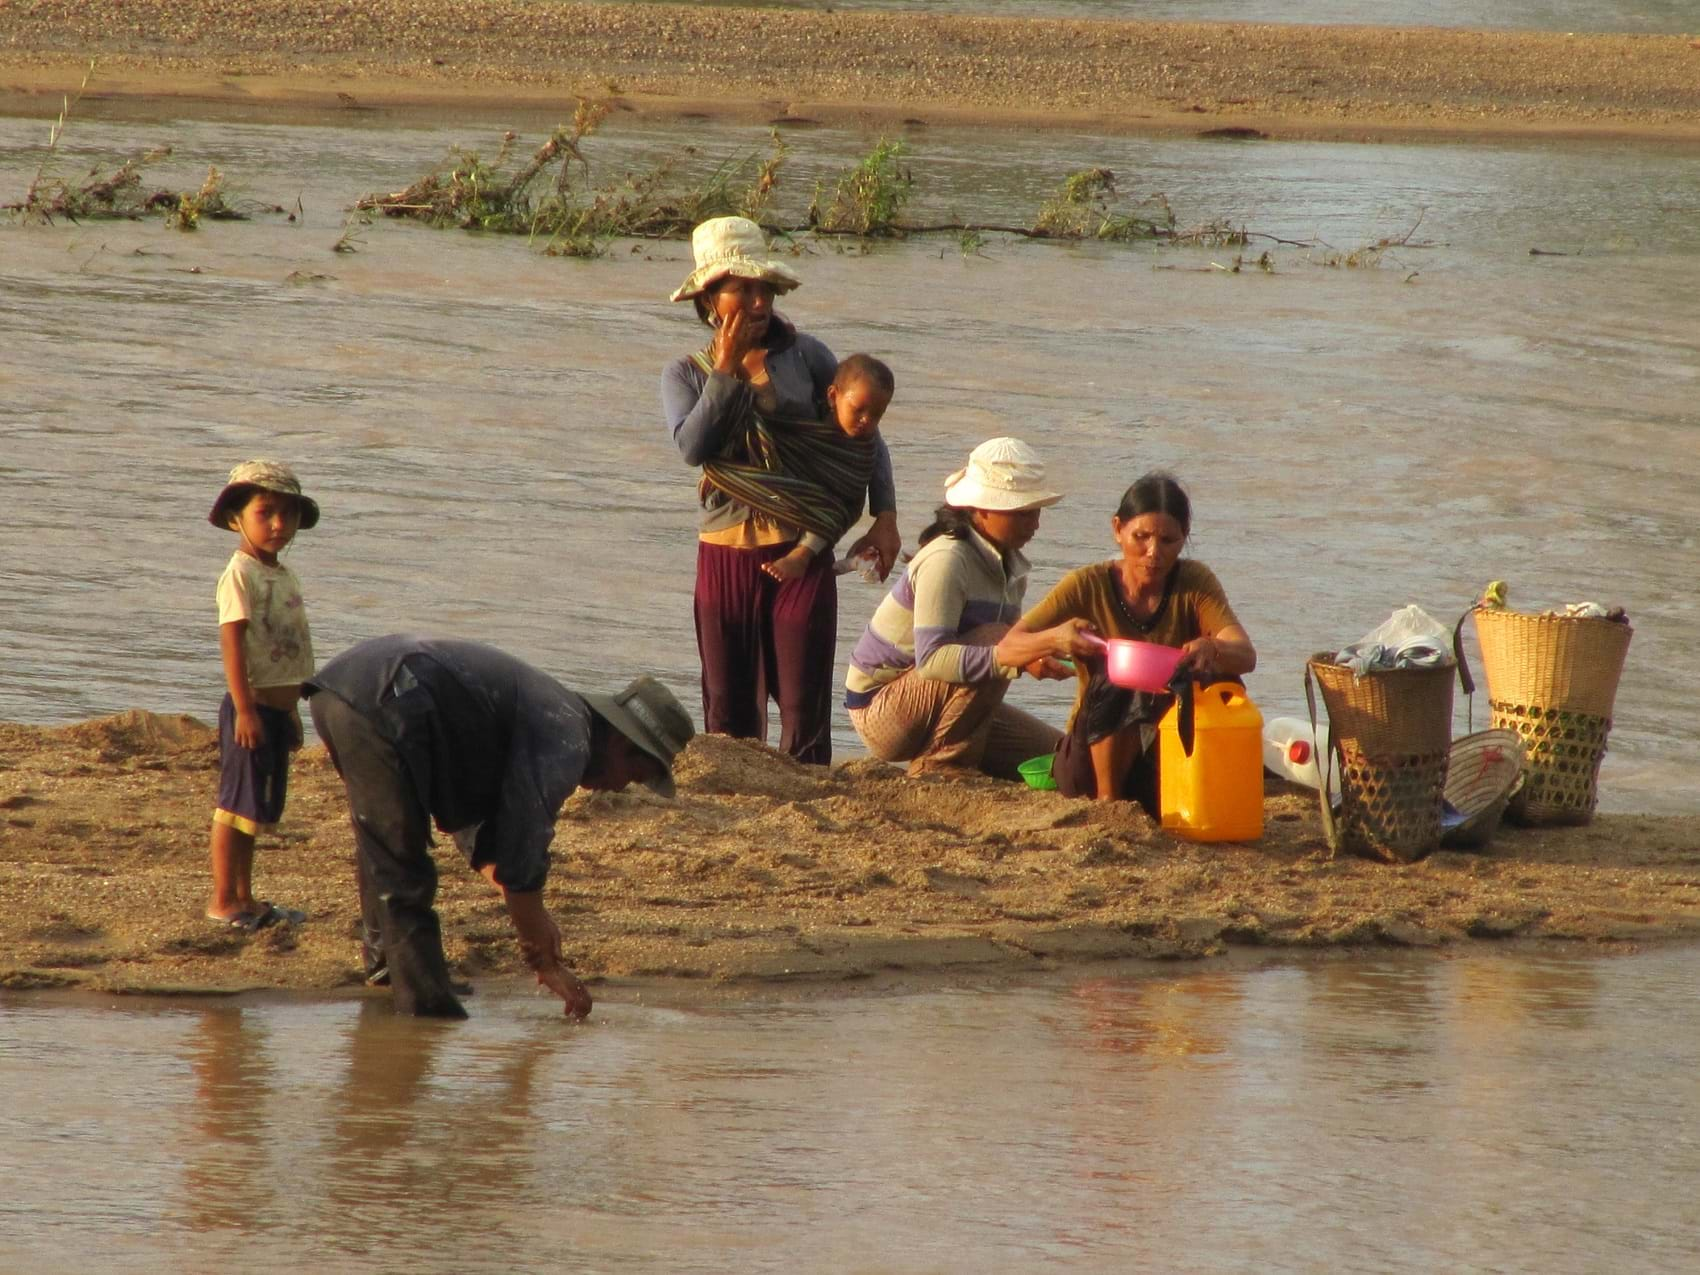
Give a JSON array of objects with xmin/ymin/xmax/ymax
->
[
  {"xmin": 487, "ymin": 876, "xmax": 595, "ymax": 1021},
  {"xmin": 533, "ymin": 961, "xmax": 594, "ymax": 1022}
]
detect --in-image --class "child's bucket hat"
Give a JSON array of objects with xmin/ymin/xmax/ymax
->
[
  {"xmin": 209, "ymin": 460, "xmax": 321, "ymax": 530},
  {"xmin": 943, "ymin": 437, "xmax": 1063, "ymax": 512},
  {"xmin": 669, "ymin": 216, "xmax": 802, "ymax": 303},
  {"xmin": 582, "ymin": 676, "xmax": 696, "ymax": 799}
]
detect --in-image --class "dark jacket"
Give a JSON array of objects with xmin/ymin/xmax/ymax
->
[{"xmin": 307, "ymin": 635, "xmax": 591, "ymax": 892}]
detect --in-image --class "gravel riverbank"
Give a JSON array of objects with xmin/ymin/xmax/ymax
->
[{"xmin": 2, "ymin": 2, "xmax": 1699, "ymax": 142}]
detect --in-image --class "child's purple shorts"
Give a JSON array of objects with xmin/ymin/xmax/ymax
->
[{"xmin": 214, "ymin": 694, "xmax": 295, "ymax": 835}]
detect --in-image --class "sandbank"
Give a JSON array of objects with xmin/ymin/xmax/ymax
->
[
  {"xmin": 2, "ymin": 712, "xmax": 1697, "ymax": 1000},
  {"xmin": 1, "ymin": 2, "xmax": 1699, "ymax": 145}
]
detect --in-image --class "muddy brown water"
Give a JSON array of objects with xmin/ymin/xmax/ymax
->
[
  {"xmin": 4, "ymin": 114, "xmax": 1696, "ymax": 811},
  {"xmin": 3, "ymin": 948, "xmax": 1698, "ymax": 1271}
]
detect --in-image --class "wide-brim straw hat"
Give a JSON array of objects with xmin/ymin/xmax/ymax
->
[
  {"xmin": 208, "ymin": 459, "xmax": 320, "ymax": 530},
  {"xmin": 669, "ymin": 216, "xmax": 802, "ymax": 303},
  {"xmin": 582, "ymin": 675, "xmax": 696, "ymax": 799},
  {"xmin": 943, "ymin": 437, "xmax": 1063, "ymax": 512}
]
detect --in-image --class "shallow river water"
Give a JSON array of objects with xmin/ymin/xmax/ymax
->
[
  {"xmin": 3, "ymin": 112, "xmax": 1696, "ymax": 810},
  {"xmin": 3, "ymin": 947, "xmax": 1698, "ymax": 1272}
]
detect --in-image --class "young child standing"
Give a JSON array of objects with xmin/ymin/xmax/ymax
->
[
  {"xmin": 205, "ymin": 460, "xmax": 318, "ymax": 930},
  {"xmin": 759, "ymin": 353, "xmax": 897, "ymax": 583}
]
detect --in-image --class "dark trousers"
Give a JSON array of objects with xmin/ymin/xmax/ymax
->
[
  {"xmin": 309, "ymin": 691, "xmax": 467, "ymax": 1018},
  {"xmin": 693, "ymin": 539, "xmax": 838, "ymax": 765}
]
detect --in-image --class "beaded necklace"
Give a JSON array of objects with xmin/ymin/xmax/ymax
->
[{"xmin": 1110, "ymin": 562, "xmax": 1177, "ymax": 635}]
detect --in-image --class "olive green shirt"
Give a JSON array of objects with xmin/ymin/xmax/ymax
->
[{"xmin": 1019, "ymin": 559, "xmax": 1241, "ymax": 729}]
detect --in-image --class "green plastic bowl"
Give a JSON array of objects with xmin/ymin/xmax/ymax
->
[{"xmin": 1018, "ymin": 754, "xmax": 1058, "ymax": 791}]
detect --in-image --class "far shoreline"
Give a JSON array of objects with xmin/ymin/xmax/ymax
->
[
  {"xmin": 4, "ymin": 69, "xmax": 1700, "ymax": 150},
  {"xmin": 3, "ymin": 2, "xmax": 1700, "ymax": 148}
]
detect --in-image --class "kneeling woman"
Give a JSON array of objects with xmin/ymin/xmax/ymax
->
[
  {"xmin": 844, "ymin": 437, "xmax": 1094, "ymax": 779},
  {"xmin": 1010, "ymin": 471, "xmax": 1256, "ymax": 807}
]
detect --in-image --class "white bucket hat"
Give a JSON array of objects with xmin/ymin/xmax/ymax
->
[
  {"xmin": 943, "ymin": 437, "xmax": 1063, "ymax": 512},
  {"xmin": 669, "ymin": 216, "xmax": 802, "ymax": 303}
]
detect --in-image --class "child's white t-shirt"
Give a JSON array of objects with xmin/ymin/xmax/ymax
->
[{"xmin": 216, "ymin": 551, "xmax": 314, "ymax": 687}]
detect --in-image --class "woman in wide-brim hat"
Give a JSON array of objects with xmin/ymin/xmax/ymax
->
[
  {"xmin": 660, "ymin": 216, "xmax": 902, "ymax": 765},
  {"xmin": 843, "ymin": 437, "xmax": 1096, "ymax": 780}
]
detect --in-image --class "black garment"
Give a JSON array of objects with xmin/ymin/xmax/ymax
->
[
  {"xmin": 1051, "ymin": 670, "xmax": 1166, "ymax": 816},
  {"xmin": 305, "ymin": 635, "xmax": 594, "ymax": 1016},
  {"xmin": 306, "ymin": 634, "xmax": 592, "ymax": 892},
  {"xmin": 1052, "ymin": 668, "xmax": 1241, "ymax": 817}
]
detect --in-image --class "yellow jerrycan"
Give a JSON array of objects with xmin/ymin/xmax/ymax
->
[{"xmin": 1158, "ymin": 682, "xmax": 1264, "ymax": 842}]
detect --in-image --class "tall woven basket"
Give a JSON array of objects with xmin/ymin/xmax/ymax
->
[
  {"xmin": 1472, "ymin": 608, "xmax": 1632, "ymax": 826},
  {"xmin": 1306, "ymin": 656, "xmax": 1455, "ymax": 863}
]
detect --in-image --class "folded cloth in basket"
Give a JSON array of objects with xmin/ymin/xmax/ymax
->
[{"xmin": 1333, "ymin": 640, "xmax": 1452, "ymax": 678}]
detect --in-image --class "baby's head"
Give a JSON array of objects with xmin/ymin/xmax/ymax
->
[
  {"xmin": 826, "ymin": 354, "xmax": 895, "ymax": 440},
  {"xmin": 208, "ymin": 460, "xmax": 319, "ymax": 557}
]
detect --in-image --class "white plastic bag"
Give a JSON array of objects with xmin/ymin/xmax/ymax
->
[
  {"xmin": 1357, "ymin": 604, "xmax": 1450, "ymax": 653},
  {"xmin": 1336, "ymin": 604, "xmax": 1454, "ymax": 675}
]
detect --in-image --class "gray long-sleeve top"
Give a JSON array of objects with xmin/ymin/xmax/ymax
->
[{"xmin": 660, "ymin": 315, "xmax": 896, "ymax": 540}]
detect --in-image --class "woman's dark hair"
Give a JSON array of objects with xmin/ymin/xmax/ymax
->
[
  {"xmin": 692, "ymin": 292, "xmax": 716, "ymax": 327},
  {"xmin": 1115, "ymin": 471, "xmax": 1191, "ymax": 536},
  {"xmin": 916, "ymin": 502, "xmax": 977, "ymax": 547}
]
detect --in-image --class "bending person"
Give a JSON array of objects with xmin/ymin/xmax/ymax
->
[
  {"xmin": 662, "ymin": 216, "xmax": 901, "ymax": 765},
  {"xmin": 307, "ymin": 635, "xmax": 694, "ymax": 1019},
  {"xmin": 1010, "ymin": 472, "xmax": 1256, "ymax": 808},
  {"xmin": 844, "ymin": 437, "xmax": 1094, "ymax": 779}
]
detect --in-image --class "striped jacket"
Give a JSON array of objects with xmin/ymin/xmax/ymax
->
[{"xmin": 844, "ymin": 527, "xmax": 1029, "ymax": 706}]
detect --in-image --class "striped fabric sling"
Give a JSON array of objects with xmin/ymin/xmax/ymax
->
[{"xmin": 691, "ymin": 350, "xmax": 877, "ymax": 546}]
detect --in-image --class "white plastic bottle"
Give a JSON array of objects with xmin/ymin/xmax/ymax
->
[{"xmin": 1262, "ymin": 716, "xmax": 1327, "ymax": 789}]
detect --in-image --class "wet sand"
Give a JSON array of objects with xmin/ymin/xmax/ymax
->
[
  {"xmin": 1, "ymin": 2, "xmax": 1699, "ymax": 143},
  {"xmin": 2, "ymin": 711, "xmax": 1697, "ymax": 998}
]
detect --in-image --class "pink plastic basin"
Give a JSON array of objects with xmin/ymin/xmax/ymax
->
[{"xmin": 1082, "ymin": 634, "xmax": 1184, "ymax": 692}]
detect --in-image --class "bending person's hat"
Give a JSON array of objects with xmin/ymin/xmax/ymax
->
[
  {"xmin": 209, "ymin": 459, "xmax": 321, "ymax": 530},
  {"xmin": 943, "ymin": 437, "xmax": 1063, "ymax": 511},
  {"xmin": 583, "ymin": 676, "xmax": 695, "ymax": 798},
  {"xmin": 669, "ymin": 216, "xmax": 802, "ymax": 303}
]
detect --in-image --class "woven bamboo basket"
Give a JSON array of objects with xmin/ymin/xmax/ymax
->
[
  {"xmin": 1472, "ymin": 609, "xmax": 1632, "ymax": 826},
  {"xmin": 1307, "ymin": 656, "xmax": 1454, "ymax": 863},
  {"xmin": 1439, "ymin": 729, "xmax": 1526, "ymax": 850}
]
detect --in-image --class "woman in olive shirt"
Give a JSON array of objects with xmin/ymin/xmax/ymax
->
[{"xmin": 1011, "ymin": 472, "xmax": 1256, "ymax": 807}]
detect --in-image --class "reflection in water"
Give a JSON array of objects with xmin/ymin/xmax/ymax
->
[
  {"xmin": 182, "ymin": 1009, "xmax": 275, "ymax": 1237},
  {"xmin": 1065, "ymin": 971, "xmax": 1239, "ymax": 1057},
  {"xmin": 318, "ymin": 1000, "xmax": 598, "ymax": 1267},
  {"xmin": 4, "ymin": 948, "xmax": 1699, "ymax": 1271}
]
